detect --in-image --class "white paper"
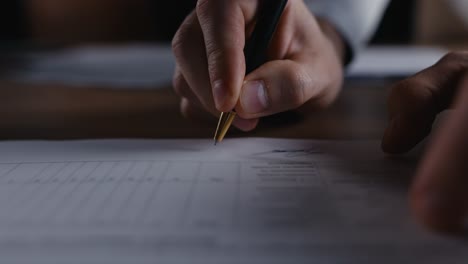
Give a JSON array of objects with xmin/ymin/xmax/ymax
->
[
  {"xmin": 2, "ymin": 44, "xmax": 175, "ymax": 88},
  {"xmin": 0, "ymin": 138, "xmax": 466, "ymax": 264},
  {"xmin": 348, "ymin": 46, "xmax": 448, "ymax": 78}
]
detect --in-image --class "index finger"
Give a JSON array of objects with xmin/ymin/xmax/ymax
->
[{"xmin": 196, "ymin": 0, "xmax": 258, "ymax": 112}]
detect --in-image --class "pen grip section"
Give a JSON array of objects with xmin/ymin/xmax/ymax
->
[{"xmin": 244, "ymin": 0, "xmax": 288, "ymax": 74}]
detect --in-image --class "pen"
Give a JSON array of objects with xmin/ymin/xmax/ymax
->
[{"xmin": 213, "ymin": 0, "xmax": 289, "ymax": 145}]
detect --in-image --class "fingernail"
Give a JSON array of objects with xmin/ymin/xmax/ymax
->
[
  {"xmin": 213, "ymin": 80, "xmax": 227, "ymax": 110},
  {"xmin": 241, "ymin": 80, "xmax": 269, "ymax": 114}
]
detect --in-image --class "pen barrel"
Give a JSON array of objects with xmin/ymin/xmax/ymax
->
[
  {"xmin": 214, "ymin": 0, "xmax": 288, "ymax": 144},
  {"xmin": 244, "ymin": 0, "xmax": 288, "ymax": 74}
]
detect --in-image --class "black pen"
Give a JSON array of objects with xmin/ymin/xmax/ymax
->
[{"xmin": 214, "ymin": 0, "xmax": 289, "ymax": 145}]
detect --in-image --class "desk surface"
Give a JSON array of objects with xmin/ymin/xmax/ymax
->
[{"xmin": 0, "ymin": 79, "xmax": 392, "ymax": 140}]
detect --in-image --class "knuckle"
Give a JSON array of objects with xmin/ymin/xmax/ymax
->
[
  {"xmin": 388, "ymin": 78, "xmax": 433, "ymax": 113},
  {"xmin": 390, "ymin": 79, "xmax": 414, "ymax": 98},
  {"xmin": 283, "ymin": 64, "xmax": 309, "ymax": 108},
  {"xmin": 196, "ymin": 0, "xmax": 212, "ymax": 19},
  {"xmin": 205, "ymin": 41, "xmax": 243, "ymax": 87},
  {"xmin": 172, "ymin": 29, "xmax": 188, "ymax": 61},
  {"xmin": 438, "ymin": 51, "xmax": 468, "ymax": 69},
  {"xmin": 171, "ymin": 12, "xmax": 197, "ymax": 59},
  {"xmin": 441, "ymin": 51, "xmax": 468, "ymax": 63},
  {"xmin": 206, "ymin": 46, "xmax": 224, "ymax": 75},
  {"xmin": 171, "ymin": 32, "xmax": 184, "ymax": 57},
  {"xmin": 310, "ymin": 75, "xmax": 343, "ymax": 110},
  {"xmin": 389, "ymin": 80, "xmax": 418, "ymax": 103}
]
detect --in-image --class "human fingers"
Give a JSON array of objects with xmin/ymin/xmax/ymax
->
[
  {"xmin": 196, "ymin": 0, "xmax": 258, "ymax": 111},
  {"xmin": 410, "ymin": 72, "xmax": 468, "ymax": 233},
  {"xmin": 172, "ymin": 12, "xmax": 218, "ymax": 116},
  {"xmin": 382, "ymin": 52, "xmax": 468, "ymax": 154},
  {"xmin": 180, "ymin": 98, "xmax": 259, "ymax": 132},
  {"xmin": 173, "ymin": 9, "xmax": 258, "ymax": 131},
  {"xmin": 234, "ymin": 0, "xmax": 343, "ymax": 119},
  {"xmin": 174, "ymin": 66, "xmax": 258, "ymax": 130},
  {"xmin": 235, "ymin": 58, "xmax": 341, "ymax": 119},
  {"xmin": 173, "ymin": 67, "xmax": 258, "ymax": 131}
]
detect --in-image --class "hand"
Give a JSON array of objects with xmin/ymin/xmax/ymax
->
[
  {"xmin": 382, "ymin": 51, "xmax": 468, "ymax": 233},
  {"xmin": 172, "ymin": 0, "xmax": 345, "ymax": 131}
]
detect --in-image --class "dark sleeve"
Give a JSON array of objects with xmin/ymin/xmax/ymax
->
[{"xmin": 0, "ymin": 1, "xmax": 27, "ymax": 41}]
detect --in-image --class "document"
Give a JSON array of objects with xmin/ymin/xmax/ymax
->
[{"xmin": 0, "ymin": 138, "xmax": 466, "ymax": 263}]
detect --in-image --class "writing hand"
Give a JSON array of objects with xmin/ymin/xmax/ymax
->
[{"xmin": 172, "ymin": 0, "xmax": 345, "ymax": 131}]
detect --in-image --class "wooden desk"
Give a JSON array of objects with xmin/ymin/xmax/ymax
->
[{"xmin": 0, "ymin": 79, "xmax": 393, "ymax": 140}]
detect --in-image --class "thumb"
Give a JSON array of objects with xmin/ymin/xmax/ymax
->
[
  {"xmin": 235, "ymin": 60, "xmax": 340, "ymax": 119},
  {"xmin": 382, "ymin": 52, "xmax": 468, "ymax": 154}
]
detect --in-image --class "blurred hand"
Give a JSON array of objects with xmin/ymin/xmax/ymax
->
[
  {"xmin": 172, "ymin": 0, "xmax": 345, "ymax": 131},
  {"xmin": 382, "ymin": 51, "xmax": 468, "ymax": 233}
]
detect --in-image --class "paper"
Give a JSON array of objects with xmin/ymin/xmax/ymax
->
[
  {"xmin": 1, "ymin": 44, "xmax": 175, "ymax": 88},
  {"xmin": 347, "ymin": 46, "xmax": 448, "ymax": 78},
  {"xmin": 0, "ymin": 138, "xmax": 466, "ymax": 263}
]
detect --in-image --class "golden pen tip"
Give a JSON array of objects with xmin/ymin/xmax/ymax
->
[{"xmin": 213, "ymin": 111, "xmax": 236, "ymax": 146}]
